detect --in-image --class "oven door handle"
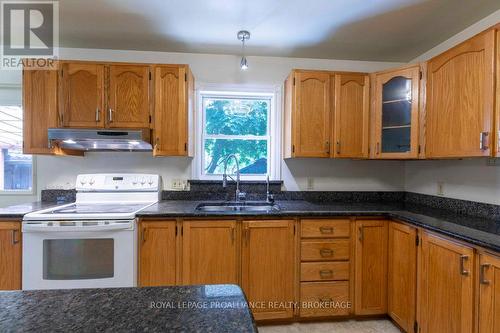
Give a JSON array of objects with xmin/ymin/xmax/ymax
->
[{"xmin": 22, "ymin": 223, "xmax": 133, "ymax": 232}]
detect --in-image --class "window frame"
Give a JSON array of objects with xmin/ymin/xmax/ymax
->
[
  {"xmin": 194, "ymin": 84, "xmax": 281, "ymax": 181},
  {"xmin": 0, "ymin": 89, "xmax": 36, "ymax": 196}
]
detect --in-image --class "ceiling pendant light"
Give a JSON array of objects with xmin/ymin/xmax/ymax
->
[{"xmin": 237, "ymin": 30, "xmax": 250, "ymax": 71}]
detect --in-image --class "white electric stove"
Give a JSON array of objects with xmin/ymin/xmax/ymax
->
[{"xmin": 22, "ymin": 173, "xmax": 161, "ymax": 290}]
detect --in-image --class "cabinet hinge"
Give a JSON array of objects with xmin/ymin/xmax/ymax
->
[
  {"xmin": 185, "ymin": 73, "xmax": 187, "ymax": 81},
  {"xmin": 414, "ymin": 321, "xmax": 419, "ymax": 333},
  {"xmin": 149, "ymin": 115, "xmax": 152, "ymax": 123},
  {"xmin": 175, "ymin": 225, "xmax": 178, "ymax": 236},
  {"xmin": 419, "ymin": 71, "xmax": 422, "ymax": 80},
  {"xmin": 61, "ymin": 69, "xmax": 63, "ymax": 77},
  {"xmin": 418, "ymin": 145, "xmax": 421, "ymax": 154},
  {"xmin": 293, "ymin": 224, "xmax": 296, "ymax": 235},
  {"xmin": 416, "ymin": 235, "xmax": 420, "ymax": 247},
  {"xmin": 292, "ymin": 145, "xmax": 295, "ymax": 153},
  {"xmin": 184, "ymin": 142, "xmax": 187, "ymax": 151},
  {"xmin": 181, "ymin": 226, "xmax": 184, "ymax": 236},
  {"xmin": 149, "ymin": 72, "xmax": 152, "ymax": 80},
  {"xmin": 293, "ymin": 77, "xmax": 295, "ymax": 85}
]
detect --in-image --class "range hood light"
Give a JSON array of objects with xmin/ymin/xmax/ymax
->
[
  {"xmin": 63, "ymin": 139, "xmax": 76, "ymax": 144},
  {"xmin": 129, "ymin": 140, "xmax": 140, "ymax": 145}
]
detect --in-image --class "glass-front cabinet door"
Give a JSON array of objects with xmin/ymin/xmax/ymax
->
[{"xmin": 373, "ymin": 65, "xmax": 421, "ymax": 159}]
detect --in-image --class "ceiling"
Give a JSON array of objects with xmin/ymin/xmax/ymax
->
[{"xmin": 58, "ymin": 0, "xmax": 500, "ymax": 62}]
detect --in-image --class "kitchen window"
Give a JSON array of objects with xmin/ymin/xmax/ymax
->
[
  {"xmin": 0, "ymin": 105, "xmax": 33, "ymax": 193},
  {"xmin": 197, "ymin": 89, "xmax": 280, "ymax": 180}
]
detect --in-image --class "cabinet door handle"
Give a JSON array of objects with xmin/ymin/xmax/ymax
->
[
  {"xmin": 460, "ymin": 255, "xmax": 469, "ymax": 276},
  {"xmin": 358, "ymin": 226, "xmax": 363, "ymax": 242},
  {"xmin": 142, "ymin": 228, "xmax": 147, "ymax": 243},
  {"xmin": 108, "ymin": 108, "xmax": 113, "ymax": 123},
  {"xmin": 480, "ymin": 132, "xmax": 489, "ymax": 150},
  {"xmin": 480, "ymin": 263, "xmax": 491, "ymax": 284},
  {"xmin": 319, "ymin": 269, "xmax": 333, "ymax": 278},
  {"xmin": 336, "ymin": 141, "xmax": 340, "ymax": 154},
  {"xmin": 319, "ymin": 226, "xmax": 334, "ymax": 234},
  {"xmin": 95, "ymin": 108, "xmax": 100, "ymax": 122},
  {"xmin": 320, "ymin": 248, "xmax": 333, "ymax": 257},
  {"xmin": 11, "ymin": 230, "xmax": 19, "ymax": 245}
]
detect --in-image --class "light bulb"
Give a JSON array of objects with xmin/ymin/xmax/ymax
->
[{"xmin": 240, "ymin": 56, "xmax": 248, "ymax": 70}]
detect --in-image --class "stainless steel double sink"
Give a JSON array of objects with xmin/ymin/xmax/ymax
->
[{"xmin": 195, "ymin": 202, "xmax": 280, "ymax": 212}]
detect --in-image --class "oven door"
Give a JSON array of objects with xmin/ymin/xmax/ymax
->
[{"xmin": 22, "ymin": 220, "xmax": 136, "ymax": 290}]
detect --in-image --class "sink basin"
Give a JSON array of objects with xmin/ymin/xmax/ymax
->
[{"xmin": 196, "ymin": 202, "xmax": 280, "ymax": 213}]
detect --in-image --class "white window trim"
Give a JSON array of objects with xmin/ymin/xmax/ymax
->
[
  {"xmin": 0, "ymin": 95, "xmax": 36, "ymax": 196},
  {"xmin": 193, "ymin": 83, "xmax": 282, "ymax": 181}
]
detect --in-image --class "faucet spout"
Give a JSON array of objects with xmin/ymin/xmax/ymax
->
[{"xmin": 222, "ymin": 154, "xmax": 246, "ymax": 202}]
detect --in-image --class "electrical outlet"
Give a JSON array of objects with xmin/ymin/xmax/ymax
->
[
  {"xmin": 171, "ymin": 179, "xmax": 187, "ymax": 190},
  {"xmin": 437, "ymin": 182, "xmax": 444, "ymax": 196},
  {"xmin": 307, "ymin": 177, "xmax": 314, "ymax": 190}
]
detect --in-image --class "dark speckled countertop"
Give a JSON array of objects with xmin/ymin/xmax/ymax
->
[
  {"xmin": 0, "ymin": 284, "xmax": 257, "ymax": 333},
  {"xmin": 1, "ymin": 199, "xmax": 499, "ymax": 252}
]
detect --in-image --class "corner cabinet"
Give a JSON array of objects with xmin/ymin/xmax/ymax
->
[
  {"xmin": 371, "ymin": 65, "xmax": 421, "ymax": 159},
  {"xmin": 153, "ymin": 65, "xmax": 194, "ymax": 156},
  {"xmin": 418, "ymin": 231, "xmax": 474, "ymax": 333},
  {"xmin": 0, "ymin": 222, "xmax": 22, "ymax": 290},
  {"xmin": 354, "ymin": 220, "xmax": 388, "ymax": 315},
  {"xmin": 332, "ymin": 73, "xmax": 370, "ymax": 158},
  {"xmin": 426, "ymin": 29, "xmax": 495, "ymax": 158},
  {"xmin": 241, "ymin": 220, "xmax": 296, "ymax": 320}
]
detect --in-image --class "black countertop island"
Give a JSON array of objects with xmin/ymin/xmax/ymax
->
[{"xmin": 0, "ymin": 285, "xmax": 257, "ymax": 333}]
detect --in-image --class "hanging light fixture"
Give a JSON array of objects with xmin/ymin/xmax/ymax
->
[{"xmin": 237, "ymin": 30, "xmax": 250, "ymax": 70}]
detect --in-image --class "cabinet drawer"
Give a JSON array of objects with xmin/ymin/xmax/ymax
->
[
  {"xmin": 301, "ymin": 262, "xmax": 349, "ymax": 281},
  {"xmin": 301, "ymin": 219, "xmax": 350, "ymax": 238},
  {"xmin": 300, "ymin": 281, "xmax": 350, "ymax": 317},
  {"xmin": 301, "ymin": 240, "xmax": 350, "ymax": 261}
]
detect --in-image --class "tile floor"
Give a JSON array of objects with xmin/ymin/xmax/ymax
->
[{"xmin": 258, "ymin": 320, "xmax": 401, "ymax": 333}]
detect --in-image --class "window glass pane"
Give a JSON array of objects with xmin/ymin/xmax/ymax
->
[
  {"xmin": 204, "ymin": 139, "xmax": 268, "ymax": 175},
  {"xmin": 204, "ymin": 98, "xmax": 268, "ymax": 136},
  {"xmin": 0, "ymin": 105, "xmax": 32, "ymax": 191}
]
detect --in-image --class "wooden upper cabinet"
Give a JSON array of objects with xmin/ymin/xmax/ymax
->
[
  {"xmin": 60, "ymin": 62, "xmax": 105, "ymax": 128},
  {"xmin": 372, "ymin": 65, "xmax": 421, "ymax": 159},
  {"xmin": 478, "ymin": 252, "xmax": 500, "ymax": 333},
  {"xmin": 108, "ymin": 65, "xmax": 151, "ymax": 128},
  {"xmin": 23, "ymin": 68, "xmax": 58, "ymax": 154},
  {"xmin": 153, "ymin": 65, "xmax": 193, "ymax": 156},
  {"xmin": 387, "ymin": 222, "xmax": 417, "ymax": 333},
  {"xmin": 418, "ymin": 232, "xmax": 474, "ymax": 333},
  {"xmin": 426, "ymin": 29, "xmax": 495, "ymax": 158},
  {"xmin": 241, "ymin": 220, "xmax": 295, "ymax": 320},
  {"xmin": 284, "ymin": 70, "xmax": 331, "ymax": 158},
  {"xmin": 354, "ymin": 220, "xmax": 388, "ymax": 315},
  {"xmin": 181, "ymin": 220, "xmax": 238, "ymax": 285},
  {"xmin": 138, "ymin": 220, "xmax": 177, "ymax": 287},
  {"xmin": 494, "ymin": 29, "xmax": 500, "ymax": 157},
  {"xmin": 332, "ymin": 73, "xmax": 369, "ymax": 158},
  {"xmin": 0, "ymin": 222, "xmax": 22, "ymax": 290}
]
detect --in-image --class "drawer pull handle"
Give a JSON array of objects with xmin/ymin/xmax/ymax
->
[
  {"xmin": 319, "ymin": 297, "xmax": 333, "ymax": 303},
  {"xmin": 320, "ymin": 248, "xmax": 334, "ymax": 257},
  {"xmin": 319, "ymin": 269, "xmax": 333, "ymax": 277},
  {"xmin": 460, "ymin": 255, "xmax": 469, "ymax": 276},
  {"xmin": 480, "ymin": 263, "xmax": 491, "ymax": 284},
  {"xmin": 319, "ymin": 226, "xmax": 334, "ymax": 234}
]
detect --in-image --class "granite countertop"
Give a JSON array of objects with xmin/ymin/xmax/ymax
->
[
  {"xmin": 0, "ymin": 284, "xmax": 257, "ymax": 333},
  {"xmin": 1, "ymin": 199, "xmax": 499, "ymax": 252},
  {"xmin": 0, "ymin": 201, "xmax": 61, "ymax": 219}
]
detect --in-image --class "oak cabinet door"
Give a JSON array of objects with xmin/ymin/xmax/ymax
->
[
  {"xmin": 332, "ymin": 73, "xmax": 369, "ymax": 158},
  {"xmin": 23, "ymin": 68, "xmax": 58, "ymax": 154},
  {"xmin": 354, "ymin": 220, "xmax": 388, "ymax": 315},
  {"xmin": 372, "ymin": 65, "xmax": 421, "ymax": 159},
  {"xmin": 494, "ymin": 30, "xmax": 500, "ymax": 156},
  {"xmin": 108, "ymin": 65, "xmax": 150, "ymax": 128},
  {"xmin": 181, "ymin": 220, "xmax": 238, "ymax": 285},
  {"xmin": 478, "ymin": 253, "xmax": 500, "ymax": 333},
  {"xmin": 426, "ymin": 30, "xmax": 495, "ymax": 158},
  {"xmin": 153, "ymin": 65, "xmax": 192, "ymax": 156},
  {"xmin": 241, "ymin": 220, "xmax": 295, "ymax": 320},
  {"xmin": 0, "ymin": 222, "xmax": 21, "ymax": 290},
  {"xmin": 418, "ymin": 232, "xmax": 474, "ymax": 333},
  {"xmin": 293, "ymin": 71, "xmax": 331, "ymax": 157},
  {"xmin": 139, "ymin": 221, "xmax": 177, "ymax": 287},
  {"xmin": 388, "ymin": 222, "xmax": 417, "ymax": 332},
  {"xmin": 60, "ymin": 62, "xmax": 105, "ymax": 127}
]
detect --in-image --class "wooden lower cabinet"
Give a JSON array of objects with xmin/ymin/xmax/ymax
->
[
  {"xmin": 478, "ymin": 252, "xmax": 500, "ymax": 333},
  {"xmin": 0, "ymin": 222, "xmax": 22, "ymax": 290},
  {"xmin": 388, "ymin": 222, "xmax": 417, "ymax": 332},
  {"xmin": 241, "ymin": 220, "xmax": 295, "ymax": 320},
  {"xmin": 300, "ymin": 281, "xmax": 350, "ymax": 317},
  {"xmin": 138, "ymin": 220, "xmax": 177, "ymax": 287},
  {"xmin": 182, "ymin": 220, "xmax": 238, "ymax": 285},
  {"xmin": 354, "ymin": 220, "xmax": 388, "ymax": 315},
  {"xmin": 418, "ymin": 231, "xmax": 474, "ymax": 333}
]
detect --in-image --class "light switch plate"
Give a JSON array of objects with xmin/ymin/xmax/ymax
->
[{"xmin": 171, "ymin": 179, "xmax": 187, "ymax": 190}]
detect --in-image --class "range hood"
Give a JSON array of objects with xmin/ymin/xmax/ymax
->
[{"xmin": 48, "ymin": 128, "xmax": 152, "ymax": 151}]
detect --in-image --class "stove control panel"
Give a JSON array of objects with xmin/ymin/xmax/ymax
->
[{"xmin": 76, "ymin": 174, "xmax": 161, "ymax": 192}]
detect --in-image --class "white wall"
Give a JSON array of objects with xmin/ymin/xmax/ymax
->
[
  {"xmin": 0, "ymin": 48, "xmax": 405, "ymax": 207},
  {"xmin": 404, "ymin": 8, "xmax": 500, "ymax": 205}
]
